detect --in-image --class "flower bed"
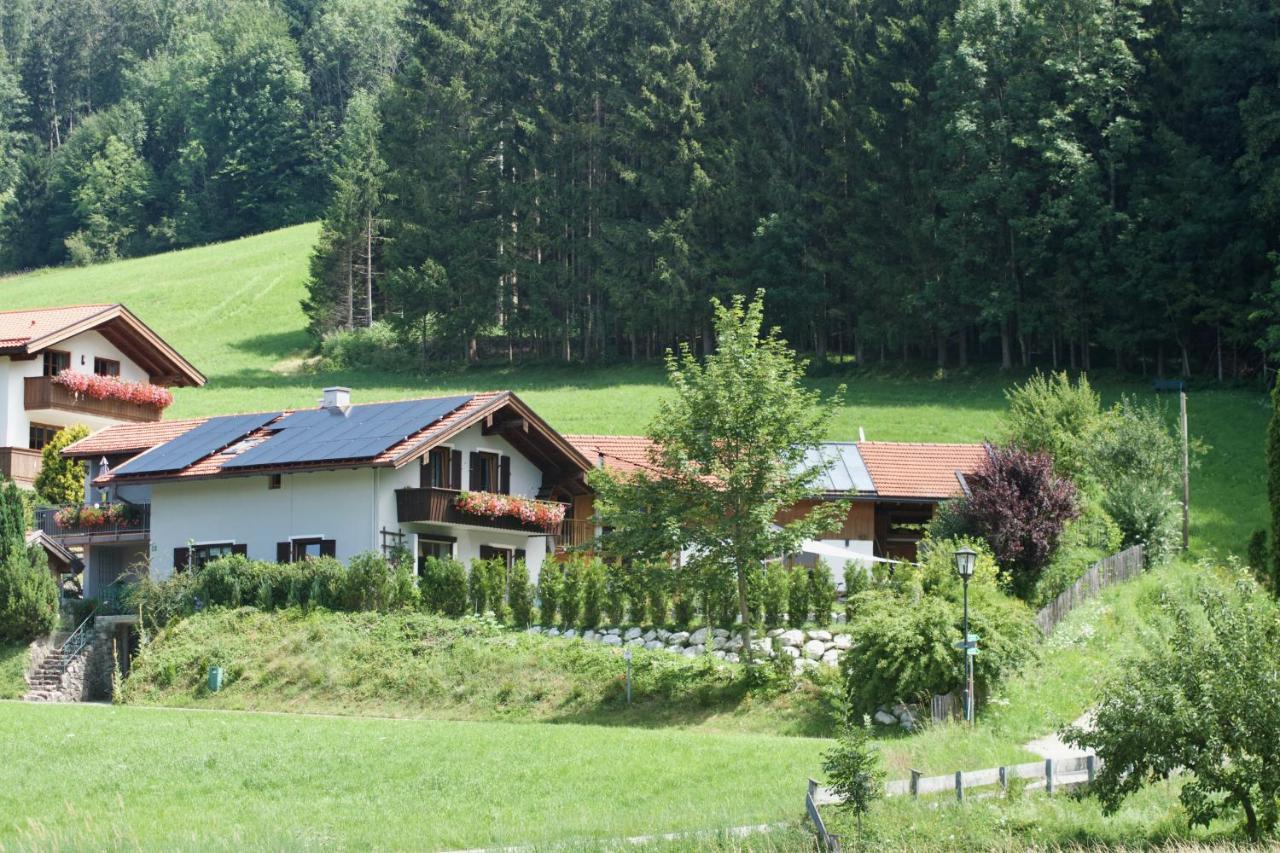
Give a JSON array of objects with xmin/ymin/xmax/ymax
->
[
  {"xmin": 52, "ymin": 371, "xmax": 173, "ymax": 409},
  {"xmin": 455, "ymin": 491, "xmax": 566, "ymax": 530},
  {"xmin": 55, "ymin": 503, "xmax": 142, "ymax": 529}
]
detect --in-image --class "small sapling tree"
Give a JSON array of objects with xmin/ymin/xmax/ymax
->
[{"xmin": 822, "ymin": 719, "xmax": 885, "ymax": 838}]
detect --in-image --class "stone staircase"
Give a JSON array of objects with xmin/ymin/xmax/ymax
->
[{"xmin": 24, "ymin": 649, "xmax": 70, "ymax": 702}]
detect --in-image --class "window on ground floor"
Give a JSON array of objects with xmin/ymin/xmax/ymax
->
[
  {"xmin": 173, "ymin": 542, "xmax": 245, "ymax": 572},
  {"xmin": 278, "ymin": 538, "xmax": 336, "ymax": 563},
  {"xmin": 28, "ymin": 423, "xmax": 60, "ymax": 450},
  {"xmin": 416, "ymin": 536, "xmax": 456, "ymax": 575},
  {"xmin": 478, "ymin": 544, "xmax": 526, "ymax": 570}
]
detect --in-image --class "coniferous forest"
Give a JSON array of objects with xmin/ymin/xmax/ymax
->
[{"xmin": 4, "ymin": 0, "xmax": 1280, "ymax": 376}]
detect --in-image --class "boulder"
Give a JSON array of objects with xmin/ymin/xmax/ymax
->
[
  {"xmin": 803, "ymin": 639, "xmax": 826, "ymax": 660},
  {"xmin": 821, "ymin": 650, "xmax": 840, "ymax": 667},
  {"xmin": 624, "ymin": 627, "xmax": 643, "ymax": 641},
  {"xmin": 898, "ymin": 708, "xmax": 918, "ymax": 730},
  {"xmin": 525, "ymin": 627, "xmax": 541, "ymax": 635},
  {"xmin": 712, "ymin": 650, "xmax": 727, "ymax": 660},
  {"xmin": 873, "ymin": 710, "xmax": 897, "ymax": 726},
  {"xmin": 681, "ymin": 647, "xmax": 699, "ymax": 658},
  {"xmin": 726, "ymin": 636, "xmax": 744, "ymax": 652},
  {"xmin": 689, "ymin": 644, "xmax": 705, "ymax": 655},
  {"xmin": 765, "ymin": 628, "xmax": 784, "ymax": 639},
  {"xmin": 602, "ymin": 635, "xmax": 622, "ymax": 646},
  {"xmin": 547, "ymin": 628, "xmax": 561, "ymax": 638},
  {"xmin": 667, "ymin": 631, "xmax": 690, "ymax": 646},
  {"xmin": 779, "ymin": 629, "xmax": 805, "ymax": 647},
  {"xmin": 656, "ymin": 629, "xmax": 671, "ymax": 641},
  {"xmin": 626, "ymin": 637, "xmax": 645, "ymax": 647},
  {"xmin": 644, "ymin": 640, "xmax": 664, "ymax": 651},
  {"xmin": 562, "ymin": 628, "xmax": 577, "ymax": 639},
  {"xmin": 642, "ymin": 629, "xmax": 657, "ymax": 643},
  {"xmin": 725, "ymin": 652, "xmax": 740, "ymax": 664},
  {"xmin": 605, "ymin": 628, "xmax": 621, "ymax": 636},
  {"xmin": 689, "ymin": 627, "xmax": 709, "ymax": 645},
  {"xmin": 833, "ymin": 634, "xmax": 852, "ymax": 650},
  {"xmin": 808, "ymin": 629, "xmax": 833, "ymax": 642},
  {"xmin": 711, "ymin": 636, "xmax": 727, "ymax": 650},
  {"xmin": 714, "ymin": 628, "xmax": 732, "ymax": 639},
  {"xmin": 582, "ymin": 630, "xmax": 596, "ymax": 642},
  {"xmin": 780, "ymin": 645, "xmax": 801, "ymax": 659}
]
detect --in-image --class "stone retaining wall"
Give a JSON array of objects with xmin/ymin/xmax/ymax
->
[{"xmin": 523, "ymin": 624, "xmax": 851, "ymax": 673}]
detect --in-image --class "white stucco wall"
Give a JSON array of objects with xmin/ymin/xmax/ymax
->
[{"xmin": 1, "ymin": 330, "xmax": 154, "ymax": 448}]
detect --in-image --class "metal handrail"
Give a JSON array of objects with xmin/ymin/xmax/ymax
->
[{"xmin": 58, "ymin": 605, "xmax": 98, "ymax": 674}]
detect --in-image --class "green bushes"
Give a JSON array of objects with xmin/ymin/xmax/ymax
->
[
  {"xmin": 420, "ymin": 557, "xmax": 468, "ymax": 617},
  {"xmin": 508, "ymin": 560, "xmax": 533, "ymax": 627},
  {"xmin": 810, "ymin": 561, "xmax": 836, "ymax": 625},
  {"xmin": 763, "ymin": 562, "xmax": 787, "ymax": 626},
  {"xmin": 538, "ymin": 562, "xmax": 562, "ymax": 627},
  {"xmin": 581, "ymin": 559, "xmax": 605, "ymax": 628},
  {"xmin": 560, "ymin": 558, "xmax": 583, "ymax": 627},
  {"xmin": 843, "ymin": 562, "xmax": 869, "ymax": 622},
  {"xmin": 787, "ymin": 567, "xmax": 810, "ymax": 628},
  {"xmin": 0, "ymin": 481, "xmax": 57, "ymax": 643}
]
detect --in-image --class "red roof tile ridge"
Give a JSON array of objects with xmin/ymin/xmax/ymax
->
[{"xmin": 0, "ymin": 303, "xmax": 118, "ymax": 316}]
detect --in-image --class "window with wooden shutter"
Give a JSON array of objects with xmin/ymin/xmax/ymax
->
[
  {"xmin": 173, "ymin": 547, "xmax": 190, "ymax": 573},
  {"xmin": 499, "ymin": 455, "xmax": 511, "ymax": 495},
  {"xmin": 469, "ymin": 452, "xmax": 482, "ymax": 490},
  {"xmin": 450, "ymin": 450, "xmax": 462, "ymax": 489},
  {"xmin": 320, "ymin": 539, "xmax": 336, "ymax": 558}
]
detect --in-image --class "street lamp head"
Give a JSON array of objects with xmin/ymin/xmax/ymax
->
[{"xmin": 954, "ymin": 546, "xmax": 977, "ymax": 581}]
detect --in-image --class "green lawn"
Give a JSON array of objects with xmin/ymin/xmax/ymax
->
[{"xmin": 0, "ymin": 701, "xmax": 825, "ymax": 850}]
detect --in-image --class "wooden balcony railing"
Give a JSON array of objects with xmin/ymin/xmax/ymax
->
[
  {"xmin": 24, "ymin": 375, "xmax": 163, "ymax": 422},
  {"xmin": 396, "ymin": 487, "xmax": 594, "ymax": 547},
  {"xmin": 0, "ymin": 446, "xmax": 42, "ymax": 486}
]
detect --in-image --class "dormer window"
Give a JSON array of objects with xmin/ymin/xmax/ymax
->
[
  {"xmin": 93, "ymin": 357, "xmax": 120, "ymax": 377},
  {"xmin": 42, "ymin": 350, "xmax": 70, "ymax": 376}
]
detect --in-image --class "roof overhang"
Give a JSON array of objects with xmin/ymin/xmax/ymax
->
[{"xmin": 0, "ymin": 304, "xmax": 205, "ymax": 387}]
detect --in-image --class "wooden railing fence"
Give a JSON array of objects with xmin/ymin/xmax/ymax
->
[{"xmin": 1033, "ymin": 544, "xmax": 1145, "ymax": 636}]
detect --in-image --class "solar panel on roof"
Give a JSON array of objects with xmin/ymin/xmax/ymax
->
[
  {"xmin": 798, "ymin": 443, "xmax": 875, "ymax": 494},
  {"xmin": 112, "ymin": 412, "xmax": 283, "ymax": 476},
  {"xmin": 221, "ymin": 395, "xmax": 474, "ymax": 469}
]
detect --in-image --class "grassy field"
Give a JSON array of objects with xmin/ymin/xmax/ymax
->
[
  {"xmin": 119, "ymin": 607, "xmax": 840, "ymax": 737},
  {"xmin": 0, "ymin": 224, "xmax": 1264, "ymax": 557},
  {"xmin": 0, "ymin": 644, "xmax": 26, "ymax": 699},
  {"xmin": 0, "ymin": 701, "xmax": 826, "ymax": 850}
]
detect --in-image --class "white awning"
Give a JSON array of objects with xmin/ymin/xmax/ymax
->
[{"xmin": 798, "ymin": 540, "xmax": 900, "ymax": 565}]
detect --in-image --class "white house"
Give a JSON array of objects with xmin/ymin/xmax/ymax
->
[
  {"xmin": 64, "ymin": 388, "xmax": 596, "ymax": 595},
  {"xmin": 0, "ymin": 304, "xmax": 204, "ymax": 486}
]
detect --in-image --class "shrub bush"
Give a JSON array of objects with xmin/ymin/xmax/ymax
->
[
  {"xmin": 810, "ymin": 560, "xmax": 836, "ymax": 626},
  {"xmin": 538, "ymin": 561, "xmax": 562, "ymax": 626},
  {"xmin": 508, "ymin": 560, "xmax": 532, "ymax": 627},
  {"xmin": 1249, "ymin": 529, "xmax": 1269, "ymax": 589},
  {"xmin": 340, "ymin": 551, "xmax": 402, "ymax": 611},
  {"xmin": 604, "ymin": 561, "xmax": 627, "ymax": 625},
  {"xmin": 843, "ymin": 562, "xmax": 869, "ymax": 622},
  {"xmin": 317, "ymin": 321, "xmax": 406, "ymax": 372},
  {"xmin": 647, "ymin": 563, "xmax": 670, "ymax": 625},
  {"xmin": 0, "ymin": 545, "xmax": 58, "ymax": 642},
  {"xmin": 762, "ymin": 562, "xmax": 787, "ymax": 627},
  {"xmin": 560, "ymin": 557, "xmax": 583, "ymax": 627},
  {"xmin": 1003, "ymin": 370, "xmax": 1103, "ymax": 484},
  {"xmin": 580, "ymin": 557, "xmax": 605, "ymax": 628},
  {"xmin": 787, "ymin": 566, "xmax": 810, "ymax": 628},
  {"xmin": 34, "ymin": 424, "xmax": 90, "ymax": 507},
  {"xmin": 419, "ymin": 557, "xmax": 468, "ymax": 617}
]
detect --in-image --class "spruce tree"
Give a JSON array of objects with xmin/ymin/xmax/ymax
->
[{"xmin": 1268, "ymin": 372, "xmax": 1280, "ymax": 594}]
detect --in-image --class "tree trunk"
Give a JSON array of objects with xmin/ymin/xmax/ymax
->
[
  {"xmin": 1000, "ymin": 317, "xmax": 1013, "ymax": 370},
  {"xmin": 936, "ymin": 330, "xmax": 946, "ymax": 368},
  {"xmin": 365, "ymin": 212, "xmax": 374, "ymax": 328},
  {"xmin": 1242, "ymin": 792, "xmax": 1259, "ymax": 840},
  {"xmin": 736, "ymin": 565, "xmax": 754, "ymax": 665}
]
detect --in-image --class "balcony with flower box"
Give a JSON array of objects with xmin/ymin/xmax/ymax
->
[
  {"xmin": 37, "ymin": 502, "xmax": 150, "ymax": 545},
  {"xmin": 25, "ymin": 373, "xmax": 171, "ymax": 423},
  {"xmin": 395, "ymin": 487, "xmax": 580, "ymax": 538}
]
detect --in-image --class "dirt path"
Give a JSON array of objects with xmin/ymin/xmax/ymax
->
[{"xmin": 1023, "ymin": 711, "xmax": 1094, "ymax": 760}]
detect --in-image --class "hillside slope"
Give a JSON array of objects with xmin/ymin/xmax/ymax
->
[{"xmin": 0, "ymin": 224, "xmax": 1266, "ymax": 554}]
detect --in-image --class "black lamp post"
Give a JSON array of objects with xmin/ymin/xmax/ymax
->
[{"xmin": 954, "ymin": 546, "xmax": 977, "ymax": 723}]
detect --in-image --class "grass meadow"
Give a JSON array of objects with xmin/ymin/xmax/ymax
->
[
  {"xmin": 0, "ymin": 223, "xmax": 1265, "ymax": 557},
  {"xmin": 0, "ymin": 701, "xmax": 826, "ymax": 850}
]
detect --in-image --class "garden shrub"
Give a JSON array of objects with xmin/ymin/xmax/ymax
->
[
  {"xmin": 507, "ymin": 560, "xmax": 532, "ymax": 627},
  {"xmin": 603, "ymin": 561, "xmax": 626, "ymax": 625},
  {"xmin": 1101, "ymin": 476, "xmax": 1180, "ymax": 564},
  {"xmin": 538, "ymin": 561, "xmax": 562, "ymax": 626},
  {"xmin": 580, "ymin": 557, "xmax": 605, "ymax": 628},
  {"xmin": 0, "ymin": 545, "xmax": 58, "ymax": 642},
  {"xmin": 810, "ymin": 560, "xmax": 836, "ymax": 626},
  {"xmin": 34, "ymin": 424, "xmax": 90, "ymax": 507},
  {"xmin": 963, "ymin": 444, "xmax": 1079, "ymax": 598},
  {"xmin": 340, "ymin": 551, "xmax": 402, "ymax": 611},
  {"xmin": 843, "ymin": 562, "xmax": 869, "ymax": 622},
  {"xmin": 486, "ymin": 558, "xmax": 509, "ymax": 623},
  {"xmin": 1249, "ymin": 529, "xmax": 1269, "ymax": 589},
  {"xmin": 317, "ymin": 321, "xmax": 406, "ymax": 372},
  {"xmin": 787, "ymin": 566, "xmax": 810, "ymax": 628},
  {"xmin": 762, "ymin": 561, "xmax": 787, "ymax": 627},
  {"xmin": 560, "ymin": 556, "xmax": 583, "ymax": 627},
  {"xmin": 420, "ymin": 557, "xmax": 468, "ymax": 617},
  {"xmin": 1003, "ymin": 370, "xmax": 1103, "ymax": 485},
  {"xmin": 647, "ymin": 563, "xmax": 670, "ymax": 625}
]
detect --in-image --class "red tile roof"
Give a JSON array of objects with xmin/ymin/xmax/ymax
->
[
  {"xmin": 855, "ymin": 442, "xmax": 989, "ymax": 499},
  {"xmin": 63, "ymin": 418, "xmax": 207, "ymax": 458},
  {"xmin": 564, "ymin": 435, "xmax": 661, "ymax": 476},
  {"xmin": 0, "ymin": 305, "xmax": 116, "ymax": 348}
]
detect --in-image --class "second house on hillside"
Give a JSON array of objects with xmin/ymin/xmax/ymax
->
[
  {"xmin": 0, "ymin": 304, "xmax": 204, "ymax": 486},
  {"xmin": 59, "ymin": 388, "xmax": 596, "ymax": 598}
]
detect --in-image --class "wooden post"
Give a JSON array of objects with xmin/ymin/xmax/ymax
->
[
  {"xmin": 1086, "ymin": 755, "xmax": 1096, "ymax": 784},
  {"xmin": 910, "ymin": 769, "xmax": 921, "ymax": 799},
  {"xmin": 999, "ymin": 766, "xmax": 1008, "ymax": 791},
  {"xmin": 1045, "ymin": 759, "xmax": 1055, "ymax": 794},
  {"xmin": 955, "ymin": 770, "xmax": 964, "ymax": 802},
  {"xmin": 1180, "ymin": 390, "xmax": 1190, "ymax": 550}
]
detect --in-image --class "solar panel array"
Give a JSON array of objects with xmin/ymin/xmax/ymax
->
[
  {"xmin": 221, "ymin": 395, "xmax": 475, "ymax": 469},
  {"xmin": 799, "ymin": 443, "xmax": 876, "ymax": 493},
  {"xmin": 112, "ymin": 412, "xmax": 283, "ymax": 476}
]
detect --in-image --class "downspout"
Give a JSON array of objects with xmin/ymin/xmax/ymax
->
[{"xmin": 372, "ymin": 467, "xmax": 380, "ymax": 555}]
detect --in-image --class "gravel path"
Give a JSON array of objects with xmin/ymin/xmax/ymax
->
[{"xmin": 1024, "ymin": 711, "xmax": 1094, "ymax": 760}]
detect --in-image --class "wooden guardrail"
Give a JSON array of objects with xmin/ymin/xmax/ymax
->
[{"xmin": 1034, "ymin": 545, "xmax": 1144, "ymax": 636}]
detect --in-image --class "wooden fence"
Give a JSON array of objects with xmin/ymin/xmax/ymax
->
[{"xmin": 1033, "ymin": 544, "xmax": 1145, "ymax": 636}]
